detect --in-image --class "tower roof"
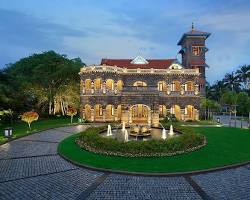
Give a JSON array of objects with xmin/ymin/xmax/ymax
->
[{"xmin": 177, "ymin": 24, "xmax": 211, "ymax": 45}]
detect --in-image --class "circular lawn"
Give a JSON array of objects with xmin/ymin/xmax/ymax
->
[{"xmin": 58, "ymin": 127, "xmax": 250, "ymax": 174}]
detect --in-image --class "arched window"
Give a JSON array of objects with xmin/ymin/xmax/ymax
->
[
  {"xmin": 106, "ymin": 79, "xmax": 114, "ymax": 90},
  {"xmin": 171, "ymin": 105, "xmax": 181, "ymax": 120},
  {"xmin": 117, "ymin": 105, "xmax": 122, "ymax": 120},
  {"xmin": 106, "ymin": 104, "xmax": 114, "ymax": 119},
  {"xmin": 171, "ymin": 81, "xmax": 181, "ymax": 91},
  {"xmin": 133, "ymin": 81, "xmax": 147, "ymax": 87},
  {"xmin": 94, "ymin": 104, "xmax": 102, "ymax": 116},
  {"xmin": 85, "ymin": 79, "xmax": 92, "ymax": 90},
  {"xmin": 185, "ymin": 105, "xmax": 194, "ymax": 120},
  {"xmin": 159, "ymin": 105, "xmax": 167, "ymax": 118},
  {"xmin": 94, "ymin": 79, "xmax": 102, "ymax": 90},
  {"xmin": 158, "ymin": 81, "xmax": 166, "ymax": 91},
  {"xmin": 84, "ymin": 104, "xmax": 91, "ymax": 120},
  {"xmin": 117, "ymin": 80, "xmax": 123, "ymax": 91},
  {"xmin": 185, "ymin": 81, "xmax": 194, "ymax": 91}
]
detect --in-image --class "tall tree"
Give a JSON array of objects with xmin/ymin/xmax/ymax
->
[
  {"xmin": 2, "ymin": 51, "xmax": 84, "ymax": 116},
  {"xmin": 236, "ymin": 65, "xmax": 250, "ymax": 90},
  {"xmin": 223, "ymin": 72, "xmax": 241, "ymax": 92}
]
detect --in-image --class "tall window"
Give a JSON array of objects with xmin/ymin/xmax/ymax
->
[
  {"xmin": 192, "ymin": 46, "xmax": 202, "ymax": 56},
  {"xmin": 171, "ymin": 81, "xmax": 181, "ymax": 91},
  {"xmin": 158, "ymin": 81, "xmax": 166, "ymax": 91}
]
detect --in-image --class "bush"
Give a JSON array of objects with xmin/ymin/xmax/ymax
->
[{"xmin": 77, "ymin": 126, "xmax": 206, "ymax": 157}]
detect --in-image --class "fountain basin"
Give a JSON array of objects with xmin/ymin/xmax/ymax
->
[{"xmin": 100, "ymin": 126, "xmax": 182, "ymax": 142}]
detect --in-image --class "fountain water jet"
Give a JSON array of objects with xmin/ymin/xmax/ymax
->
[
  {"xmin": 124, "ymin": 129, "xmax": 129, "ymax": 142},
  {"xmin": 122, "ymin": 122, "xmax": 126, "ymax": 132},
  {"xmin": 107, "ymin": 125, "xmax": 112, "ymax": 136},
  {"xmin": 162, "ymin": 128, "xmax": 167, "ymax": 140},
  {"xmin": 169, "ymin": 125, "xmax": 174, "ymax": 136}
]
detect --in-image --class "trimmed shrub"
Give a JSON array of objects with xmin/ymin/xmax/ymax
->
[{"xmin": 76, "ymin": 126, "xmax": 206, "ymax": 157}]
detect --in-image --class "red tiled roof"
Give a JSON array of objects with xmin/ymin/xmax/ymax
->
[{"xmin": 101, "ymin": 58, "xmax": 176, "ymax": 69}]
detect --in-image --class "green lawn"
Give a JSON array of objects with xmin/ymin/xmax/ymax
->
[
  {"xmin": 0, "ymin": 117, "xmax": 78, "ymax": 144},
  {"xmin": 58, "ymin": 127, "xmax": 250, "ymax": 173}
]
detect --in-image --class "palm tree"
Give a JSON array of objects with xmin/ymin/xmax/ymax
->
[
  {"xmin": 236, "ymin": 65, "xmax": 250, "ymax": 90},
  {"xmin": 223, "ymin": 72, "xmax": 241, "ymax": 92}
]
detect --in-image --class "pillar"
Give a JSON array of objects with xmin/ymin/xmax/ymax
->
[
  {"xmin": 151, "ymin": 111, "xmax": 159, "ymax": 127},
  {"xmin": 91, "ymin": 81, "xmax": 94, "ymax": 94},
  {"xmin": 195, "ymin": 109, "xmax": 199, "ymax": 121},
  {"xmin": 181, "ymin": 84, "xmax": 185, "ymax": 95},
  {"xmin": 81, "ymin": 80, "xmax": 85, "ymax": 94},
  {"xmin": 81, "ymin": 108, "xmax": 85, "ymax": 120},
  {"xmin": 181, "ymin": 109, "xmax": 185, "ymax": 121},
  {"xmin": 195, "ymin": 84, "xmax": 199, "ymax": 95},
  {"xmin": 121, "ymin": 109, "xmax": 129, "ymax": 124},
  {"xmin": 91, "ymin": 108, "xmax": 94, "ymax": 122},
  {"xmin": 102, "ymin": 107, "xmax": 106, "ymax": 122},
  {"xmin": 103, "ymin": 81, "xmax": 106, "ymax": 94},
  {"xmin": 148, "ymin": 110, "xmax": 152, "ymax": 126},
  {"xmin": 167, "ymin": 84, "xmax": 171, "ymax": 95},
  {"xmin": 114, "ymin": 82, "xmax": 118, "ymax": 94},
  {"xmin": 114, "ymin": 107, "xmax": 118, "ymax": 121}
]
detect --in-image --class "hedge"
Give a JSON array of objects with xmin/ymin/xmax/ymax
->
[{"xmin": 76, "ymin": 126, "xmax": 206, "ymax": 157}]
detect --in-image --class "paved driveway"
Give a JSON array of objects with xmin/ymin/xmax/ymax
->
[
  {"xmin": 1, "ymin": 125, "xmax": 250, "ymax": 200},
  {"xmin": 213, "ymin": 115, "xmax": 249, "ymax": 128}
]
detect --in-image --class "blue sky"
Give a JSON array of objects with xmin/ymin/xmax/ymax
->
[{"xmin": 0, "ymin": 0, "xmax": 250, "ymax": 83}]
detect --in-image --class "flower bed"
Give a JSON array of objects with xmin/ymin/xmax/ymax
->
[{"xmin": 76, "ymin": 126, "xmax": 206, "ymax": 157}]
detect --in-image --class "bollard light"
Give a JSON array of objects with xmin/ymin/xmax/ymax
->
[
  {"xmin": 4, "ymin": 127, "xmax": 13, "ymax": 138},
  {"xmin": 217, "ymin": 117, "xmax": 220, "ymax": 123}
]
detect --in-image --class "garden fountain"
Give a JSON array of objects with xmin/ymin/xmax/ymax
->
[
  {"xmin": 101, "ymin": 123, "xmax": 180, "ymax": 142},
  {"xmin": 124, "ymin": 129, "xmax": 129, "ymax": 142},
  {"xmin": 107, "ymin": 124, "xmax": 112, "ymax": 136},
  {"xmin": 169, "ymin": 125, "xmax": 174, "ymax": 136},
  {"xmin": 122, "ymin": 121, "xmax": 126, "ymax": 132},
  {"xmin": 162, "ymin": 128, "xmax": 167, "ymax": 140}
]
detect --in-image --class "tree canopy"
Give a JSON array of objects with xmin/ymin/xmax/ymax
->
[{"xmin": 0, "ymin": 51, "xmax": 85, "ymax": 117}]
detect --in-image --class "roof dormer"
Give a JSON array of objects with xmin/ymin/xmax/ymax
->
[{"xmin": 130, "ymin": 56, "xmax": 149, "ymax": 64}]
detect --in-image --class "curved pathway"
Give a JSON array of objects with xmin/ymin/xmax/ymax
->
[{"xmin": 0, "ymin": 125, "xmax": 250, "ymax": 200}]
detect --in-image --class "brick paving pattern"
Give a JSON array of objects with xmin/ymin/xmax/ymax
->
[
  {"xmin": 0, "ymin": 125, "xmax": 249, "ymax": 200},
  {"xmin": 86, "ymin": 174, "xmax": 202, "ymax": 200}
]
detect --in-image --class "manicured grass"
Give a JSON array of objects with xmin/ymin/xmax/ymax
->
[
  {"xmin": 0, "ymin": 117, "xmax": 78, "ymax": 144},
  {"xmin": 58, "ymin": 127, "xmax": 250, "ymax": 173}
]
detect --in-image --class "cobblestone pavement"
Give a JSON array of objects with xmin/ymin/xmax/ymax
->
[{"xmin": 1, "ymin": 125, "xmax": 250, "ymax": 200}]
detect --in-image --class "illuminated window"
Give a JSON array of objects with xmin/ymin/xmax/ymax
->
[
  {"xmin": 192, "ymin": 46, "xmax": 202, "ymax": 56},
  {"xmin": 171, "ymin": 81, "xmax": 181, "ymax": 91},
  {"xmin": 133, "ymin": 81, "xmax": 147, "ymax": 87},
  {"xmin": 185, "ymin": 81, "xmax": 194, "ymax": 91},
  {"xmin": 158, "ymin": 81, "xmax": 166, "ymax": 91}
]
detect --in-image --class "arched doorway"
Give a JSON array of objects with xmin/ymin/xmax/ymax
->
[
  {"xmin": 159, "ymin": 105, "xmax": 167, "ymax": 118},
  {"xmin": 106, "ymin": 104, "xmax": 114, "ymax": 121},
  {"xmin": 130, "ymin": 104, "xmax": 150, "ymax": 124},
  {"xmin": 84, "ymin": 104, "xmax": 91, "ymax": 121},
  {"xmin": 171, "ymin": 105, "xmax": 181, "ymax": 120},
  {"xmin": 185, "ymin": 105, "xmax": 194, "ymax": 120}
]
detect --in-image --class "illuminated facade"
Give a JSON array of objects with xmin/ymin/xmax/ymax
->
[{"xmin": 79, "ymin": 25, "xmax": 210, "ymax": 126}]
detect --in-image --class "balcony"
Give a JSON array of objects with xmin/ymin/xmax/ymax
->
[{"xmin": 82, "ymin": 87, "xmax": 198, "ymax": 96}]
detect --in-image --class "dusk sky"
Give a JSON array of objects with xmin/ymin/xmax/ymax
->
[{"xmin": 0, "ymin": 0, "xmax": 250, "ymax": 83}]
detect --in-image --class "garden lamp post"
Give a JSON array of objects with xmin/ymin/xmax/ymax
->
[{"xmin": 4, "ymin": 127, "xmax": 13, "ymax": 138}]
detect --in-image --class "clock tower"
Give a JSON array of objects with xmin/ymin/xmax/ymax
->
[{"xmin": 178, "ymin": 23, "xmax": 211, "ymax": 95}]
